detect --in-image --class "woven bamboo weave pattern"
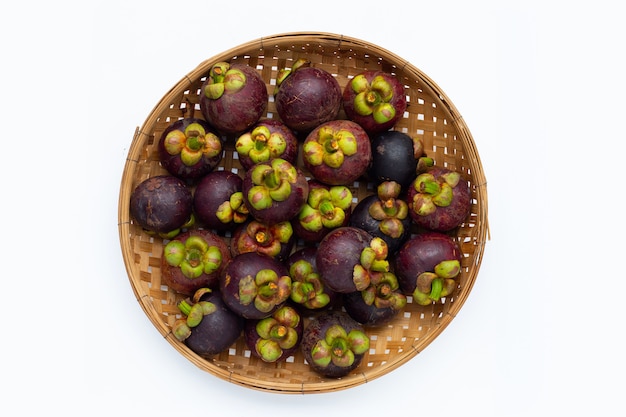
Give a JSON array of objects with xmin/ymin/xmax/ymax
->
[{"xmin": 118, "ymin": 32, "xmax": 488, "ymax": 394}]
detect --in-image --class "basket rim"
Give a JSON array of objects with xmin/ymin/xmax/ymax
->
[{"xmin": 117, "ymin": 31, "xmax": 489, "ymax": 394}]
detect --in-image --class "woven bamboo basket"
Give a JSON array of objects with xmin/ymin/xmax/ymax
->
[{"xmin": 118, "ymin": 32, "xmax": 488, "ymax": 394}]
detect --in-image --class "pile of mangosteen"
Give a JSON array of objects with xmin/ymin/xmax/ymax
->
[{"xmin": 129, "ymin": 58, "xmax": 471, "ymax": 378}]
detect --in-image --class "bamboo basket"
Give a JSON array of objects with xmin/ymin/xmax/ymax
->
[{"xmin": 118, "ymin": 32, "xmax": 489, "ymax": 394}]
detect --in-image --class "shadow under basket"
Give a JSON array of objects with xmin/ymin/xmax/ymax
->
[{"xmin": 118, "ymin": 32, "xmax": 489, "ymax": 394}]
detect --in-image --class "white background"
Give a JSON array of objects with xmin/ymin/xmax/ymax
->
[{"xmin": 3, "ymin": 1, "xmax": 625, "ymax": 415}]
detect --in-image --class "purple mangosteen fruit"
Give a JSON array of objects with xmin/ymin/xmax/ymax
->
[
  {"xmin": 342, "ymin": 70, "xmax": 407, "ymax": 135},
  {"xmin": 336, "ymin": 236, "xmax": 406, "ymax": 326},
  {"xmin": 230, "ymin": 219, "xmax": 295, "ymax": 262},
  {"xmin": 219, "ymin": 252, "xmax": 291, "ymax": 320},
  {"xmin": 193, "ymin": 169, "xmax": 249, "ymax": 232},
  {"xmin": 406, "ymin": 167, "xmax": 471, "ymax": 232},
  {"xmin": 349, "ymin": 181, "xmax": 412, "ymax": 255},
  {"xmin": 302, "ymin": 119, "xmax": 372, "ymax": 186},
  {"xmin": 242, "ymin": 158, "xmax": 309, "ymax": 225},
  {"xmin": 394, "ymin": 231, "xmax": 463, "ymax": 305},
  {"xmin": 157, "ymin": 118, "xmax": 223, "ymax": 184},
  {"xmin": 301, "ymin": 310, "xmax": 370, "ymax": 378},
  {"xmin": 286, "ymin": 247, "xmax": 340, "ymax": 312},
  {"xmin": 316, "ymin": 226, "xmax": 389, "ymax": 294},
  {"xmin": 235, "ymin": 119, "xmax": 298, "ymax": 170},
  {"xmin": 173, "ymin": 288, "xmax": 244, "ymax": 357},
  {"xmin": 199, "ymin": 62, "xmax": 268, "ymax": 135},
  {"xmin": 368, "ymin": 131, "xmax": 433, "ymax": 189},
  {"xmin": 292, "ymin": 180, "xmax": 353, "ymax": 243},
  {"xmin": 129, "ymin": 175, "xmax": 193, "ymax": 237},
  {"xmin": 274, "ymin": 59, "xmax": 342, "ymax": 133},
  {"xmin": 244, "ymin": 305, "xmax": 303, "ymax": 363},
  {"xmin": 161, "ymin": 229, "xmax": 231, "ymax": 295}
]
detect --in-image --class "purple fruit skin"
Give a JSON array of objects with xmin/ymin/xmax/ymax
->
[
  {"xmin": 300, "ymin": 311, "xmax": 366, "ymax": 378},
  {"xmin": 242, "ymin": 160, "xmax": 309, "ymax": 225},
  {"xmin": 315, "ymin": 227, "xmax": 372, "ymax": 294},
  {"xmin": 157, "ymin": 118, "xmax": 223, "ymax": 184},
  {"xmin": 393, "ymin": 231, "xmax": 462, "ymax": 295},
  {"xmin": 237, "ymin": 119, "xmax": 299, "ymax": 171},
  {"xmin": 160, "ymin": 229, "xmax": 231, "ymax": 295},
  {"xmin": 342, "ymin": 70, "xmax": 407, "ymax": 135},
  {"xmin": 303, "ymin": 120, "xmax": 372, "ymax": 186},
  {"xmin": 219, "ymin": 252, "xmax": 290, "ymax": 320},
  {"xmin": 275, "ymin": 67, "xmax": 342, "ymax": 132},
  {"xmin": 183, "ymin": 290, "xmax": 244, "ymax": 357},
  {"xmin": 193, "ymin": 170, "xmax": 244, "ymax": 232},
  {"xmin": 343, "ymin": 291, "xmax": 401, "ymax": 327},
  {"xmin": 129, "ymin": 175, "xmax": 192, "ymax": 234},
  {"xmin": 200, "ymin": 64, "xmax": 268, "ymax": 135},
  {"xmin": 407, "ymin": 167, "xmax": 472, "ymax": 232},
  {"xmin": 368, "ymin": 130, "xmax": 418, "ymax": 189}
]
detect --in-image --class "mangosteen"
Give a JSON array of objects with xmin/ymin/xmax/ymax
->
[
  {"xmin": 161, "ymin": 229, "xmax": 231, "ymax": 295},
  {"xmin": 349, "ymin": 181, "xmax": 412, "ymax": 254},
  {"xmin": 274, "ymin": 59, "xmax": 342, "ymax": 133},
  {"xmin": 286, "ymin": 247, "xmax": 340, "ymax": 312},
  {"xmin": 302, "ymin": 119, "xmax": 372, "ymax": 186},
  {"xmin": 292, "ymin": 180, "xmax": 353, "ymax": 243},
  {"xmin": 244, "ymin": 305, "xmax": 303, "ymax": 363},
  {"xmin": 230, "ymin": 219, "xmax": 295, "ymax": 262},
  {"xmin": 157, "ymin": 118, "xmax": 223, "ymax": 184},
  {"xmin": 242, "ymin": 158, "xmax": 309, "ymax": 225},
  {"xmin": 235, "ymin": 119, "xmax": 298, "ymax": 170},
  {"xmin": 199, "ymin": 62, "xmax": 268, "ymax": 135},
  {"xmin": 193, "ymin": 169, "xmax": 249, "ymax": 232},
  {"xmin": 219, "ymin": 252, "xmax": 291, "ymax": 320},
  {"xmin": 301, "ymin": 310, "xmax": 370, "ymax": 378},
  {"xmin": 342, "ymin": 70, "xmax": 407, "ymax": 135},
  {"xmin": 173, "ymin": 288, "xmax": 244, "ymax": 357},
  {"xmin": 342, "ymin": 268, "xmax": 406, "ymax": 327},
  {"xmin": 316, "ymin": 227, "xmax": 391, "ymax": 294},
  {"xmin": 394, "ymin": 231, "xmax": 463, "ymax": 305},
  {"xmin": 129, "ymin": 175, "xmax": 193, "ymax": 237},
  {"xmin": 406, "ymin": 167, "xmax": 471, "ymax": 232},
  {"xmin": 368, "ymin": 131, "xmax": 433, "ymax": 189}
]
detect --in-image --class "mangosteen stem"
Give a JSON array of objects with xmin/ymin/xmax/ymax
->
[
  {"xmin": 325, "ymin": 138, "xmax": 340, "ymax": 154},
  {"xmin": 430, "ymin": 278, "xmax": 443, "ymax": 301},
  {"xmin": 178, "ymin": 299, "xmax": 192, "ymax": 316}
]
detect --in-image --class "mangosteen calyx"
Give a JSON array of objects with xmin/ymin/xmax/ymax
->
[
  {"xmin": 356, "ymin": 236, "xmax": 407, "ymax": 310},
  {"xmin": 351, "ymin": 236, "xmax": 395, "ymax": 291},
  {"xmin": 368, "ymin": 181, "xmax": 409, "ymax": 239},
  {"xmin": 303, "ymin": 124, "xmax": 358, "ymax": 169},
  {"xmin": 173, "ymin": 288, "xmax": 218, "ymax": 341},
  {"xmin": 236, "ymin": 124, "xmax": 287, "ymax": 165},
  {"xmin": 411, "ymin": 171, "xmax": 461, "ymax": 216},
  {"xmin": 163, "ymin": 235, "xmax": 224, "ymax": 279},
  {"xmin": 238, "ymin": 268, "xmax": 291, "ymax": 313},
  {"xmin": 298, "ymin": 186, "xmax": 352, "ymax": 232},
  {"xmin": 163, "ymin": 122, "xmax": 222, "ymax": 166},
  {"xmin": 350, "ymin": 73, "xmax": 396, "ymax": 124},
  {"xmin": 235, "ymin": 220, "xmax": 293, "ymax": 259},
  {"xmin": 289, "ymin": 259, "xmax": 331, "ymax": 309},
  {"xmin": 247, "ymin": 158, "xmax": 298, "ymax": 211},
  {"xmin": 413, "ymin": 259, "xmax": 461, "ymax": 305},
  {"xmin": 204, "ymin": 62, "xmax": 247, "ymax": 99},
  {"xmin": 310, "ymin": 324, "xmax": 369, "ymax": 368},
  {"xmin": 254, "ymin": 306, "xmax": 301, "ymax": 362},
  {"xmin": 215, "ymin": 191, "xmax": 249, "ymax": 225}
]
